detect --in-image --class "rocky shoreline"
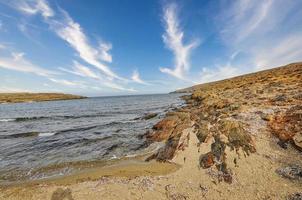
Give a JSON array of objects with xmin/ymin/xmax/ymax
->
[
  {"xmin": 145, "ymin": 63, "xmax": 301, "ymax": 190},
  {"xmin": 1, "ymin": 63, "xmax": 301, "ymax": 200}
]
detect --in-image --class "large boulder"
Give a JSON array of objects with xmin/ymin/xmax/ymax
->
[{"xmin": 146, "ymin": 116, "xmax": 179, "ymax": 142}]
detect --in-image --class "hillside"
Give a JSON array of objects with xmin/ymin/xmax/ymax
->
[
  {"xmin": 0, "ymin": 93, "xmax": 86, "ymax": 103},
  {"xmin": 144, "ymin": 62, "xmax": 302, "ymax": 198},
  {"xmin": 175, "ymin": 62, "xmax": 302, "ymax": 94}
]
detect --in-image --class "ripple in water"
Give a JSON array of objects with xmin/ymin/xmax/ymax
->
[{"xmin": 0, "ymin": 93, "xmax": 185, "ymax": 183}]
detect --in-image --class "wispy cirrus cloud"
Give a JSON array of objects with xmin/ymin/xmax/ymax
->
[
  {"xmin": 0, "ymin": 50, "xmax": 57, "ymax": 77},
  {"xmin": 48, "ymin": 10, "xmax": 121, "ymax": 80},
  {"xmin": 7, "ymin": 0, "xmax": 54, "ymax": 18},
  {"xmin": 253, "ymin": 33, "xmax": 302, "ymax": 69},
  {"xmin": 131, "ymin": 70, "xmax": 149, "ymax": 85},
  {"xmin": 220, "ymin": 0, "xmax": 274, "ymax": 44},
  {"xmin": 59, "ymin": 61, "xmax": 100, "ymax": 80},
  {"xmin": 218, "ymin": 0, "xmax": 302, "ymax": 69},
  {"xmin": 198, "ymin": 64, "xmax": 240, "ymax": 84},
  {"xmin": 0, "ymin": 86, "xmax": 34, "ymax": 93},
  {"xmin": 0, "ymin": 20, "xmax": 3, "ymax": 31},
  {"xmin": 159, "ymin": 3, "xmax": 199, "ymax": 80},
  {"xmin": 60, "ymin": 61, "xmax": 137, "ymax": 92},
  {"xmin": 2, "ymin": 0, "xmax": 138, "ymax": 92},
  {"xmin": 48, "ymin": 78, "xmax": 84, "ymax": 87},
  {"xmin": 198, "ymin": 0, "xmax": 302, "ymax": 84}
]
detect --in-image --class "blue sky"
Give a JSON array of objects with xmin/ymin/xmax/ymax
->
[{"xmin": 0, "ymin": 0, "xmax": 301, "ymax": 96}]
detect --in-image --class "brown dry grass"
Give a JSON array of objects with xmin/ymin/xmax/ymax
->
[{"xmin": 0, "ymin": 93, "xmax": 86, "ymax": 103}]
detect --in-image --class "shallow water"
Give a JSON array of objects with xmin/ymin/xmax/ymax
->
[{"xmin": 0, "ymin": 94, "xmax": 184, "ymax": 183}]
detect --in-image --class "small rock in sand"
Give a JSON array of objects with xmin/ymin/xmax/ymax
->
[
  {"xmin": 199, "ymin": 152, "xmax": 215, "ymax": 169},
  {"xmin": 293, "ymin": 133, "xmax": 302, "ymax": 150},
  {"xmin": 287, "ymin": 192, "xmax": 302, "ymax": 200},
  {"xmin": 276, "ymin": 165, "xmax": 302, "ymax": 181}
]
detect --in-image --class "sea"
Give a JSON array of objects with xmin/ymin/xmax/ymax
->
[{"xmin": 0, "ymin": 93, "xmax": 185, "ymax": 184}]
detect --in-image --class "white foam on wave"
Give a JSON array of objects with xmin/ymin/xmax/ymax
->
[
  {"xmin": 0, "ymin": 118, "xmax": 15, "ymax": 122},
  {"xmin": 109, "ymin": 155, "xmax": 118, "ymax": 160},
  {"xmin": 125, "ymin": 154, "xmax": 138, "ymax": 158},
  {"xmin": 38, "ymin": 132, "xmax": 56, "ymax": 137}
]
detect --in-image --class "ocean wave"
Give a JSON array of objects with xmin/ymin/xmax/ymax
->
[
  {"xmin": 0, "ymin": 113, "xmax": 112, "ymax": 123},
  {"xmin": 38, "ymin": 132, "xmax": 56, "ymax": 137},
  {"xmin": 55, "ymin": 121, "xmax": 136, "ymax": 135},
  {"xmin": 15, "ymin": 116, "xmax": 48, "ymax": 122},
  {"xmin": 0, "ymin": 118, "xmax": 15, "ymax": 122},
  {"xmin": 0, "ymin": 131, "xmax": 58, "ymax": 139},
  {"xmin": 0, "ymin": 132, "xmax": 40, "ymax": 139},
  {"xmin": 0, "ymin": 121, "xmax": 135, "ymax": 140}
]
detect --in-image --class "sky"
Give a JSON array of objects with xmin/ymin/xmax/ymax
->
[{"xmin": 0, "ymin": 0, "xmax": 301, "ymax": 96}]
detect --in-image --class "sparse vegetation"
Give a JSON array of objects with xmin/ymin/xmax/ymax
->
[
  {"xmin": 148, "ymin": 62, "xmax": 302, "ymax": 184},
  {"xmin": 0, "ymin": 93, "xmax": 86, "ymax": 103}
]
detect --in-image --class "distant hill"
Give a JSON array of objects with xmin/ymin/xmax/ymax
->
[
  {"xmin": 174, "ymin": 62, "xmax": 302, "ymax": 93},
  {"xmin": 0, "ymin": 93, "xmax": 86, "ymax": 103}
]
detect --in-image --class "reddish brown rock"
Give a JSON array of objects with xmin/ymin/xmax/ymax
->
[
  {"xmin": 146, "ymin": 116, "xmax": 179, "ymax": 142},
  {"xmin": 145, "ymin": 111, "xmax": 192, "ymax": 162},
  {"xmin": 199, "ymin": 152, "xmax": 215, "ymax": 169},
  {"xmin": 268, "ymin": 106, "xmax": 302, "ymax": 150}
]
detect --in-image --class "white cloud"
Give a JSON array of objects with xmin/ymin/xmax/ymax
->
[
  {"xmin": 5, "ymin": 0, "xmax": 124, "ymax": 81},
  {"xmin": 35, "ymin": 0, "xmax": 54, "ymax": 18},
  {"xmin": 48, "ymin": 11, "xmax": 120, "ymax": 80},
  {"xmin": 131, "ymin": 70, "xmax": 148, "ymax": 85},
  {"xmin": 102, "ymin": 81, "xmax": 137, "ymax": 92},
  {"xmin": 3, "ymin": 0, "xmax": 140, "ymax": 93},
  {"xmin": 0, "ymin": 86, "xmax": 33, "ymax": 93},
  {"xmin": 17, "ymin": 21, "xmax": 44, "ymax": 46},
  {"xmin": 48, "ymin": 78, "xmax": 83, "ymax": 87},
  {"xmin": 218, "ymin": 0, "xmax": 302, "ymax": 69},
  {"xmin": 60, "ymin": 61, "xmax": 137, "ymax": 92},
  {"xmin": 159, "ymin": 3, "xmax": 199, "ymax": 80},
  {"xmin": 0, "ymin": 51, "xmax": 57, "ymax": 77},
  {"xmin": 230, "ymin": 51, "xmax": 239, "ymax": 60},
  {"xmin": 198, "ymin": 64, "xmax": 241, "ymax": 84},
  {"xmin": 59, "ymin": 61, "xmax": 100, "ymax": 79},
  {"xmin": 98, "ymin": 42, "xmax": 112, "ymax": 63},
  {"xmin": 221, "ymin": 0, "xmax": 274, "ymax": 44},
  {"xmin": 12, "ymin": 0, "xmax": 54, "ymax": 18},
  {"xmin": 254, "ymin": 33, "xmax": 302, "ymax": 69}
]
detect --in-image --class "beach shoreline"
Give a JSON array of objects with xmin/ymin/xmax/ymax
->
[{"xmin": 1, "ymin": 63, "xmax": 301, "ymax": 200}]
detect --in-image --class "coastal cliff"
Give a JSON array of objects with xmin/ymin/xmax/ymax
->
[{"xmin": 0, "ymin": 93, "xmax": 86, "ymax": 103}]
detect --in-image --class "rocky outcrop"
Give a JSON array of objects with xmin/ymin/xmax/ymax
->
[
  {"xmin": 145, "ymin": 63, "xmax": 302, "ymax": 184},
  {"xmin": 268, "ymin": 105, "xmax": 302, "ymax": 149},
  {"xmin": 145, "ymin": 111, "xmax": 192, "ymax": 161}
]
